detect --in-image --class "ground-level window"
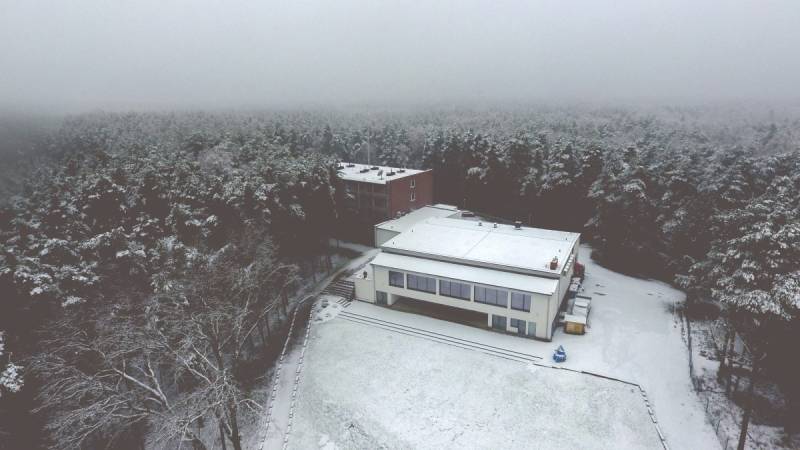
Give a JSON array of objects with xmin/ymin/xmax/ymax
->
[
  {"xmin": 527, "ymin": 322, "xmax": 537, "ymax": 337},
  {"xmin": 439, "ymin": 279, "xmax": 471, "ymax": 300},
  {"xmin": 376, "ymin": 291, "xmax": 387, "ymax": 305},
  {"xmin": 509, "ymin": 318, "xmax": 526, "ymax": 334},
  {"xmin": 389, "ymin": 271, "xmax": 405, "ymax": 288},
  {"xmin": 407, "ymin": 273, "xmax": 436, "ymax": 293},
  {"xmin": 510, "ymin": 292, "xmax": 532, "ymax": 312},
  {"xmin": 475, "ymin": 286, "xmax": 508, "ymax": 308},
  {"xmin": 491, "ymin": 314, "xmax": 507, "ymax": 331}
]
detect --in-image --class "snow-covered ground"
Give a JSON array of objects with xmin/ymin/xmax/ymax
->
[
  {"xmin": 257, "ymin": 244, "xmax": 379, "ymax": 449},
  {"xmin": 291, "ymin": 319, "xmax": 662, "ymax": 449},
  {"xmin": 283, "ymin": 245, "xmax": 719, "ymax": 449}
]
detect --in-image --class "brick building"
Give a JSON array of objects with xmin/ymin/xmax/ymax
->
[{"xmin": 337, "ymin": 163, "xmax": 433, "ymax": 222}]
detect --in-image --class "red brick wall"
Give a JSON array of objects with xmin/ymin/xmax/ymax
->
[{"xmin": 388, "ymin": 170, "xmax": 434, "ymax": 217}]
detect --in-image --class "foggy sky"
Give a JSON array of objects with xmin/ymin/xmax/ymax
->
[{"xmin": 2, "ymin": 0, "xmax": 800, "ymax": 111}]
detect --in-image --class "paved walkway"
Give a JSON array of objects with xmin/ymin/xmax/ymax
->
[{"xmin": 259, "ymin": 242, "xmax": 378, "ymax": 450}]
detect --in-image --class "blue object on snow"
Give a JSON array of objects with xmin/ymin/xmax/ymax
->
[{"xmin": 552, "ymin": 345, "xmax": 567, "ymax": 363}]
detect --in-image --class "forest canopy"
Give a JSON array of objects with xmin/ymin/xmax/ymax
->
[{"xmin": 0, "ymin": 104, "xmax": 798, "ymax": 448}]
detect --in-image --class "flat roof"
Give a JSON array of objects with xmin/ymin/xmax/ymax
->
[
  {"xmin": 375, "ymin": 205, "xmax": 461, "ymax": 233},
  {"xmin": 563, "ymin": 314, "xmax": 587, "ymax": 324},
  {"xmin": 371, "ymin": 252, "xmax": 558, "ymax": 295},
  {"xmin": 336, "ymin": 162, "xmax": 427, "ymax": 185},
  {"xmin": 381, "ymin": 217, "xmax": 580, "ymax": 276}
]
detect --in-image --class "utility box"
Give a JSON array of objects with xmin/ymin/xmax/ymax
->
[{"xmin": 563, "ymin": 314, "xmax": 587, "ymax": 335}]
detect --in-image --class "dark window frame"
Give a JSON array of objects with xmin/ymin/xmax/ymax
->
[
  {"xmin": 388, "ymin": 271, "xmax": 405, "ymax": 288},
  {"xmin": 475, "ymin": 286, "xmax": 509, "ymax": 308},
  {"xmin": 407, "ymin": 273, "xmax": 436, "ymax": 294},
  {"xmin": 510, "ymin": 292, "xmax": 532, "ymax": 312},
  {"xmin": 439, "ymin": 279, "xmax": 471, "ymax": 301}
]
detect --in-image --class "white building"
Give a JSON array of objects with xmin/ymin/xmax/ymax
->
[
  {"xmin": 355, "ymin": 212, "xmax": 580, "ymax": 340},
  {"xmin": 373, "ymin": 203, "xmax": 461, "ymax": 246}
]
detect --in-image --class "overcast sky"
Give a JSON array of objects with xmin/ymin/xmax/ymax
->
[{"xmin": 2, "ymin": 0, "xmax": 799, "ymax": 111}]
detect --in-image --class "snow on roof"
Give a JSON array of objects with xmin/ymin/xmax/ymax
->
[
  {"xmin": 381, "ymin": 217, "xmax": 580, "ymax": 276},
  {"xmin": 563, "ymin": 314, "xmax": 587, "ymax": 324},
  {"xmin": 371, "ymin": 251, "xmax": 558, "ymax": 295},
  {"xmin": 336, "ymin": 162, "xmax": 427, "ymax": 184},
  {"xmin": 375, "ymin": 205, "xmax": 461, "ymax": 233}
]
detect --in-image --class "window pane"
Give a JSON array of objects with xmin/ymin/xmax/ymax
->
[
  {"xmin": 511, "ymin": 293, "xmax": 521, "ymax": 309},
  {"xmin": 511, "ymin": 293, "xmax": 530, "ymax": 312},
  {"xmin": 496, "ymin": 290, "xmax": 508, "ymax": 307},
  {"xmin": 389, "ymin": 271, "xmax": 404, "ymax": 288}
]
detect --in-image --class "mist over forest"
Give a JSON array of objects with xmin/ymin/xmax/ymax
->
[{"xmin": 2, "ymin": 0, "xmax": 800, "ymax": 110}]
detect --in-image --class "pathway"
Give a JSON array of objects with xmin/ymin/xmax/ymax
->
[{"xmin": 259, "ymin": 242, "xmax": 378, "ymax": 450}]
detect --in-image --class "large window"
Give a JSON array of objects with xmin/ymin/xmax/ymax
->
[
  {"xmin": 407, "ymin": 274, "xmax": 436, "ymax": 293},
  {"xmin": 389, "ymin": 271, "xmax": 405, "ymax": 288},
  {"xmin": 439, "ymin": 280, "xmax": 471, "ymax": 300},
  {"xmin": 510, "ymin": 292, "xmax": 532, "ymax": 312},
  {"xmin": 475, "ymin": 286, "xmax": 508, "ymax": 308}
]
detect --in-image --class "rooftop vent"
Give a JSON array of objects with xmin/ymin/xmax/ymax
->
[
  {"xmin": 359, "ymin": 168, "xmax": 370, "ymax": 173},
  {"xmin": 370, "ymin": 166, "xmax": 379, "ymax": 170},
  {"xmin": 346, "ymin": 163, "xmax": 356, "ymax": 168},
  {"xmin": 550, "ymin": 257, "xmax": 559, "ymax": 270},
  {"xmin": 514, "ymin": 221, "xmax": 522, "ymax": 230},
  {"xmin": 336, "ymin": 165, "xmax": 344, "ymax": 170},
  {"xmin": 398, "ymin": 168, "xmax": 406, "ymax": 173},
  {"xmin": 387, "ymin": 171, "xmax": 396, "ymax": 176}
]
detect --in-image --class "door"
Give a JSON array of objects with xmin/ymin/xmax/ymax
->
[
  {"xmin": 491, "ymin": 315, "xmax": 507, "ymax": 331},
  {"xmin": 527, "ymin": 322, "xmax": 537, "ymax": 338},
  {"xmin": 376, "ymin": 291, "xmax": 387, "ymax": 305}
]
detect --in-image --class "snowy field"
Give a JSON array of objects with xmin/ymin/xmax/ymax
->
[
  {"xmin": 290, "ymin": 319, "xmax": 662, "ymax": 449},
  {"xmin": 286, "ymin": 245, "xmax": 719, "ymax": 449}
]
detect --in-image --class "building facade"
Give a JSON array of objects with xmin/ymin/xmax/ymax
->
[
  {"xmin": 337, "ymin": 163, "xmax": 433, "ymax": 222},
  {"xmin": 355, "ymin": 216, "xmax": 580, "ymax": 340}
]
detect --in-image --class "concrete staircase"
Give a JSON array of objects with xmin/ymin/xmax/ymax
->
[{"xmin": 321, "ymin": 278, "xmax": 355, "ymax": 306}]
